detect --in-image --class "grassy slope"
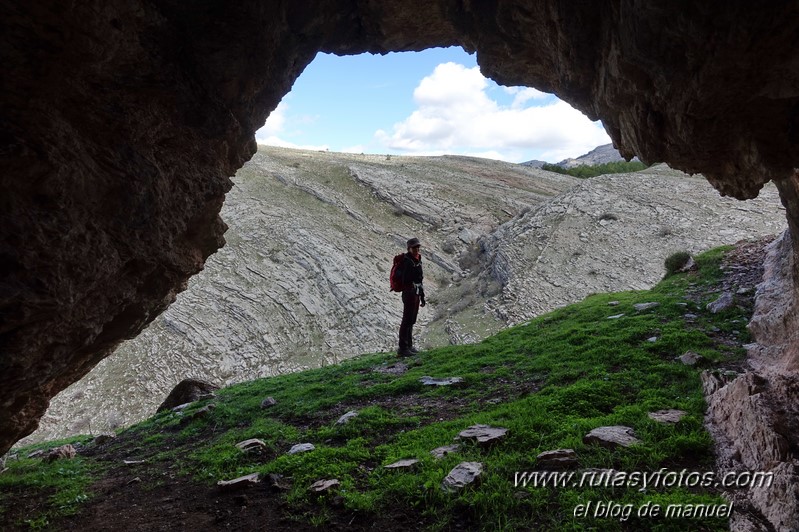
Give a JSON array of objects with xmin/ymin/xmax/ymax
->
[{"xmin": 1, "ymin": 246, "xmax": 748, "ymax": 531}]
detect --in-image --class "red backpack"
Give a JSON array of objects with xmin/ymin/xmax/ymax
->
[{"xmin": 389, "ymin": 253, "xmax": 405, "ymax": 292}]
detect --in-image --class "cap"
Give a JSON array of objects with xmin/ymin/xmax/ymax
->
[{"xmin": 406, "ymin": 237, "xmax": 421, "ymax": 248}]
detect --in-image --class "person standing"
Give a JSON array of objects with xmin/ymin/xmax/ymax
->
[{"xmin": 397, "ymin": 237, "xmax": 425, "ymax": 356}]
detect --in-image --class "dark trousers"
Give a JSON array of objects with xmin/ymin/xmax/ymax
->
[{"xmin": 399, "ymin": 289, "xmax": 420, "ymax": 350}]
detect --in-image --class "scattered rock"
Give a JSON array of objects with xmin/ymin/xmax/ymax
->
[
  {"xmin": 123, "ymin": 459, "xmax": 146, "ymax": 465},
  {"xmin": 648, "ymin": 409, "xmax": 687, "ymax": 424},
  {"xmin": 265, "ymin": 473, "xmax": 292, "ymax": 491},
  {"xmin": 633, "ymin": 302, "xmax": 660, "ymax": 312},
  {"xmin": 374, "ymin": 362, "xmax": 409, "ymax": 375},
  {"xmin": 156, "ymin": 378, "xmax": 219, "ymax": 412},
  {"xmin": 385, "ymin": 459, "xmax": 420, "ymax": 470},
  {"xmin": 677, "ymin": 351, "xmax": 705, "ymax": 366},
  {"xmin": 45, "ymin": 444, "xmax": 76, "ymax": 462},
  {"xmin": 260, "ymin": 397, "xmax": 277, "ymax": 408},
  {"xmin": 420, "ymin": 376, "xmax": 463, "ymax": 386},
  {"xmin": 583, "ymin": 426, "xmax": 642, "ymax": 449},
  {"xmin": 647, "ymin": 336, "xmax": 658, "ymax": 342},
  {"xmin": 736, "ymin": 286, "xmax": 753, "ymax": 295},
  {"xmin": 607, "ymin": 313, "xmax": 625, "ymax": 319},
  {"xmin": 707, "ymin": 292, "xmax": 735, "ymax": 313},
  {"xmin": 442, "ymin": 462, "xmax": 483, "ymax": 492},
  {"xmin": 336, "ymin": 411, "xmax": 359, "ymax": 425},
  {"xmin": 309, "ymin": 479, "xmax": 340, "ymax": 493},
  {"xmin": 607, "ymin": 301, "xmax": 620, "ymax": 306},
  {"xmin": 288, "ymin": 443, "xmax": 315, "ymax": 455},
  {"xmin": 26, "ymin": 450, "xmax": 45, "ymax": 459},
  {"xmin": 236, "ymin": 438, "xmax": 267, "ymax": 453},
  {"xmin": 536, "ymin": 449, "xmax": 578, "ymax": 470},
  {"xmin": 684, "ymin": 313, "xmax": 698, "ymax": 320},
  {"xmin": 457, "ymin": 424, "xmax": 508, "ymax": 445},
  {"xmin": 430, "ymin": 444, "xmax": 461, "ymax": 460},
  {"xmin": 217, "ymin": 472, "xmax": 261, "ymax": 491},
  {"xmin": 677, "ymin": 256, "xmax": 696, "ymax": 272},
  {"xmin": 458, "ymin": 228, "xmax": 479, "ymax": 244}
]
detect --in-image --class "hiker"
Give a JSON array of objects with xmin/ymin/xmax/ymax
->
[{"xmin": 397, "ymin": 237, "xmax": 425, "ymax": 356}]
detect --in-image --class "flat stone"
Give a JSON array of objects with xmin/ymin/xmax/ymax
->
[
  {"xmin": 336, "ymin": 410, "xmax": 359, "ymax": 425},
  {"xmin": 536, "ymin": 449, "xmax": 578, "ymax": 470},
  {"xmin": 430, "ymin": 444, "xmax": 461, "ymax": 460},
  {"xmin": 441, "ymin": 462, "xmax": 483, "ymax": 493},
  {"xmin": 583, "ymin": 426, "xmax": 642, "ymax": 449},
  {"xmin": 45, "ymin": 444, "xmax": 76, "ymax": 462},
  {"xmin": 374, "ymin": 362, "xmax": 409, "ymax": 375},
  {"xmin": 385, "ymin": 458, "xmax": 420, "ymax": 470},
  {"xmin": 607, "ymin": 313, "xmax": 625, "ymax": 319},
  {"xmin": 217, "ymin": 472, "xmax": 261, "ymax": 491},
  {"xmin": 260, "ymin": 397, "xmax": 277, "ymax": 408},
  {"xmin": 648, "ymin": 409, "xmax": 687, "ymax": 424},
  {"xmin": 309, "ymin": 478, "xmax": 340, "ymax": 493},
  {"xmin": 707, "ymin": 292, "xmax": 735, "ymax": 313},
  {"xmin": 677, "ymin": 351, "xmax": 705, "ymax": 366},
  {"xmin": 634, "ymin": 302, "xmax": 660, "ymax": 312},
  {"xmin": 123, "ymin": 459, "xmax": 146, "ymax": 465},
  {"xmin": 236, "ymin": 438, "xmax": 267, "ymax": 453},
  {"xmin": 288, "ymin": 443, "xmax": 315, "ymax": 455},
  {"xmin": 607, "ymin": 301, "xmax": 620, "ymax": 306},
  {"xmin": 265, "ymin": 473, "xmax": 292, "ymax": 491},
  {"xmin": 420, "ymin": 376, "xmax": 463, "ymax": 386},
  {"xmin": 26, "ymin": 449, "xmax": 45, "ymax": 459},
  {"xmin": 457, "ymin": 424, "xmax": 508, "ymax": 444}
]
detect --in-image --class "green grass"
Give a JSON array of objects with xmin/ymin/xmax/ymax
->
[
  {"xmin": 0, "ymin": 436, "xmax": 96, "ymax": 529},
  {"xmin": 3, "ymin": 245, "xmax": 748, "ymax": 530}
]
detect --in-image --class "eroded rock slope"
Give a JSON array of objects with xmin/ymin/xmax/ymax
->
[{"xmin": 24, "ymin": 147, "xmax": 785, "ymax": 443}]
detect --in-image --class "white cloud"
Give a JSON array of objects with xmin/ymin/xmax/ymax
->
[
  {"xmin": 504, "ymin": 86, "xmax": 550, "ymax": 109},
  {"xmin": 257, "ymin": 101, "xmax": 288, "ymax": 138},
  {"xmin": 375, "ymin": 63, "xmax": 611, "ymax": 163},
  {"xmin": 255, "ymin": 101, "xmax": 329, "ymax": 151}
]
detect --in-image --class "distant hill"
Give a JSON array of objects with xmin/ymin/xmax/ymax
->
[
  {"xmin": 522, "ymin": 143, "xmax": 640, "ymax": 168},
  {"xmin": 519, "ymin": 159, "xmax": 547, "ymax": 168}
]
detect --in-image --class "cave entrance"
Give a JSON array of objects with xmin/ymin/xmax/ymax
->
[{"xmin": 255, "ymin": 47, "xmax": 610, "ymax": 163}]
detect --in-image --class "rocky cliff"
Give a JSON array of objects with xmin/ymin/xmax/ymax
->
[
  {"xmin": 3, "ymin": 0, "xmax": 799, "ymax": 479},
  {"xmin": 23, "ymin": 148, "xmax": 785, "ymax": 443}
]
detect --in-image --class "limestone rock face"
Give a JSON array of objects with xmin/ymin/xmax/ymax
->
[
  {"xmin": 2, "ymin": 1, "xmax": 799, "ymax": 454},
  {"xmin": 703, "ymin": 231, "xmax": 799, "ymax": 530}
]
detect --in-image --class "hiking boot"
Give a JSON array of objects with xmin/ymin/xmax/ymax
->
[
  {"xmin": 397, "ymin": 348, "xmax": 414, "ymax": 357},
  {"xmin": 409, "ymin": 346, "xmax": 420, "ymax": 354}
]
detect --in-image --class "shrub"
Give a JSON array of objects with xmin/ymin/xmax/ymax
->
[
  {"xmin": 541, "ymin": 160, "xmax": 648, "ymax": 178},
  {"xmin": 664, "ymin": 251, "xmax": 692, "ymax": 276}
]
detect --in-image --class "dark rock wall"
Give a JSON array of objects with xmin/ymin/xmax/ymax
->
[{"xmin": 2, "ymin": 0, "xmax": 799, "ymax": 461}]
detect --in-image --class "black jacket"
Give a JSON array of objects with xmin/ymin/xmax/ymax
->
[{"xmin": 400, "ymin": 252, "xmax": 423, "ymax": 289}]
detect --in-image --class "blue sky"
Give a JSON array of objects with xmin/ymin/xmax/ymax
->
[{"xmin": 256, "ymin": 47, "xmax": 611, "ymax": 164}]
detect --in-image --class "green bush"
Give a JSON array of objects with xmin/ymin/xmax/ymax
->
[
  {"xmin": 664, "ymin": 251, "xmax": 692, "ymax": 276},
  {"xmin": 541, "ymin": 160, "xmax": 648, "ymax": 178}
]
